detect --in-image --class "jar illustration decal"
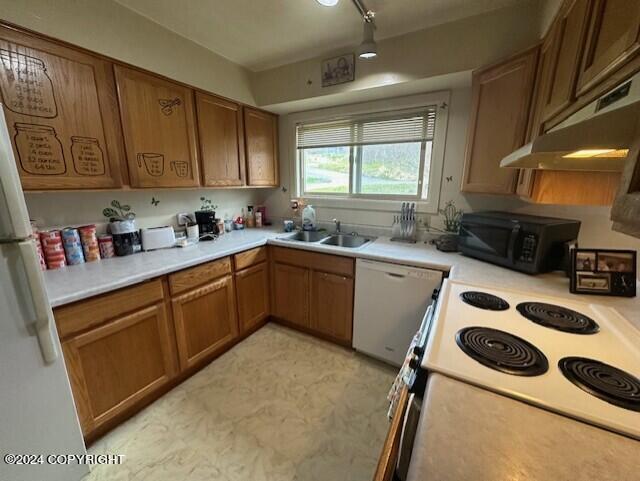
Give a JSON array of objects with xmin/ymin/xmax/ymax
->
[
  {"xmin": 170, "ymin": 160, "xmax": 189, "ymax": 178},
  {"xmin": 137, "ymin": 153, "xmax": 164, "ymax": 176},
  {"xmin": 14, "ymin": 123, "xmax": 66, "ymax": 175},
  {"xmin": 71, "ymin": 136, "xmax": 105, "ymax": 176},
  {"xmin": 0, "ymin": 49, "xmax": 57, "ymax": 118}
]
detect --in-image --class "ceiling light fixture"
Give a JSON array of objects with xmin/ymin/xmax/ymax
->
[
  {"xmin": 316, "ymin": 0, "xmax": 339, "ymax": 6},
  {"xmin": 358, "ymin": 20, "xmax": 377, "ymax": 59}
]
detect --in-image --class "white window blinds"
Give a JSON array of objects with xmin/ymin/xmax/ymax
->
[{"xmin": 296, "ymin": 107, "xmax": 437, "ymax": 149}]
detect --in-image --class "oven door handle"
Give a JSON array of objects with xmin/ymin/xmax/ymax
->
[{"xmin": 507, "ymin": 224, "xmax": 521, "ymax": 264}]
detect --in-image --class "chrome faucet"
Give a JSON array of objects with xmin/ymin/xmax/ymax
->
[{"xmin": 333, "ymin": 218, "xmax": 341, "ymax": 234}]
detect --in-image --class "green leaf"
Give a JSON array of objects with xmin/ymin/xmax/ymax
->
[
  {"xmin": 121, "ymin": 205, "xmax": 131, "ymax": 212},
  {"xmin": 111, "ymin": 200, "xmax": 121, "ymax": 208},
  {"xmin": 103, "ymin": 208, "xmax": 119, "ymax": 219}
]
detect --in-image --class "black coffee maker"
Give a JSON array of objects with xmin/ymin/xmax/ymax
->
[{"xmin": 195, "ymin": 210, "xmax": 218, "ymax": 240}]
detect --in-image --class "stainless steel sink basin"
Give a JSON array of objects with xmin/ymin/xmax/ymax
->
[
  {"xmin": 321, "ymin": 234, "xmax": 372, "ymax": 248},
  {"xmin": 286, "ymin": 231, "xmax": 329, "ymax": 242}
]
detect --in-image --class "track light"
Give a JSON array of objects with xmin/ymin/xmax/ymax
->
[
  {"xmin": 316, "ymin": 0, "xmax": 339, "ymax": 6},
  {"xmin": 358, "ymin": 21, "xmax": 377, "ymax": 59}
]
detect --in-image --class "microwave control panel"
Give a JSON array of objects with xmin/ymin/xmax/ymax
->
[{"xmin": 518, "ymin": 233, "xmax": 538, "ymax": 263}]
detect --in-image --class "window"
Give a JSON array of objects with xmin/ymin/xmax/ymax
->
[{"xmin": 297, "ymin": 108, "xmax": 437, "ymax": 201}]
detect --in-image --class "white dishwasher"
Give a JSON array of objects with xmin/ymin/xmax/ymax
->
[{"xmin": 353, "ymin": 259, "xmax": 443, "ymax": 366}]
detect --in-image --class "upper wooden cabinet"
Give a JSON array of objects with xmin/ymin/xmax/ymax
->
[
  {"xmin": 611, "ymin": 122, "xmax": 640, "ymax": 237},
  {"xmin": 0, "ymin": 26, "xmax": 124, "ymax": 190},
  {"xmin": 243, "ymin": 107, "xmax": 279, "ymax": 187},
  {"xmin": 114, "ymin": 65, "xmax": 200, "ymax": 188},
  {"xmin": 577, "ymin": 0, "xmax": 640, "ymax": 95},
  {"xmin": 196, "ymin": 92, "xmax": 245, "ymax": 187},
  {"xmin": 539, "ymin": 0, "xmax": 591, "ymax": 123},
  {"xmin": 462, "ymin": 46, "xmax": 539, "ymax": 194}
]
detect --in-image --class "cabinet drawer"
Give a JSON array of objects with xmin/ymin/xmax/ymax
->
[
  {"xmin": 270, "ymin": 246, "xmax": 354, "ymax": 277},
  {"xmin": 55, "ymin": 279, "xmax": 164, "ymax": 339},
  {"xmin": 169, "ymin": 257, "xmax": 232, "ymax": 294},
  {"xmin": 234, "ymin": 246, "xmax": 267, "ymax": 271}
]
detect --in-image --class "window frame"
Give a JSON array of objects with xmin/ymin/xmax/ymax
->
[{"xmin": 286, "ymin": 91, "xmax": 450, "ymax": 214}]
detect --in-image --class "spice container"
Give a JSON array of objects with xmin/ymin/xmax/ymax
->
[
  {"xmin": 40, "ymin": 230, "xmax": 66, "ymax": 269},
  {"xmin": 61, "ymin": 228, "xmax": 85, "ymax": 265},
  {"xmin": 78, "ymin": 224, "xmax": 101, "ymax": 262},
  {"xmin": 98, "ymin": 235, "xmax": 115, "ymax": 259}
]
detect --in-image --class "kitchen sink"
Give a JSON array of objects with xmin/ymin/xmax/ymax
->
[
  {"xmin": 285, "ymin": 231, "xmax": 330, "ymax": 242},
  {"xmin": 321, "ymin": 234, "xmax": 372, "ymax": 248}
]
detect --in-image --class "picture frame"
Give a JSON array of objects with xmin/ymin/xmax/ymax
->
[
  {"xmin": 570, "ymin": 248, "xmax": 636, "ymax": 297},
  {"xmin": 321, "ymin": 54, "xmax": 355, "ymax": 87}
]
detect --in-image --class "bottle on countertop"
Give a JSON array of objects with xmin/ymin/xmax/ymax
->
[
  {"xmin": 302, "ymin": 204, "xmax": 316, "ymax": 231},
  {"xmin": 246, "ymin": 205, "xmax": 256, "ymax": 228},
  {"xmin": 255, "ymin": 211, "xmax": 263, "ymax": 228}
]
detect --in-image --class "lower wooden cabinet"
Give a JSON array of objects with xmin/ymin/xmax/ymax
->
[
  {"xmin": 171, "ymin": 274, "xmax": 238, "ymax": 370},
  {"xmin": 272, "ymin": 262, "xmax": 309, "ymax": 328},
  {"xmin": 236, "ymin": 262, "xmax": 270, "ymax": 333},
  {"xmin": 310, "ymin": 271, "xmax": 354, "ymax": 343},
  {"xmin": 270, "ymin": 247, "xmax": 354, "ymax": 345},
  {"xmin": 61, "ymin": 302, "xmax": 177, "ymax": 436}
]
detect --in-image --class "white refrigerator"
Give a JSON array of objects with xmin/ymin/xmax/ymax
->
[{"xmin": 0, "ymin": 108, "xmax": 89, "ymax": 481}]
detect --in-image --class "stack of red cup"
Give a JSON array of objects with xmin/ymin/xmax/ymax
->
[
  {"xmin": 30, "ymin": 221, "xmax": 47, "ymax": 271},
  {"xmin": 39, "ymin": 230, "xmax": 66, "ymax": 269},
  {"xmin": 78, "ymin": 224, "xmax": 101, "ymax": 262}
]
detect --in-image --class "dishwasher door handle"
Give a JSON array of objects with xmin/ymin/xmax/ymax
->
[{"xmin": 386, "ymin": 272, "xmax": 406, "ymax": 279}]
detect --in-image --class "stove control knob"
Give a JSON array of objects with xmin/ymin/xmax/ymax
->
[{"xmin": 408, "ymin": 354, "xmax": 420, "ymax": 370}]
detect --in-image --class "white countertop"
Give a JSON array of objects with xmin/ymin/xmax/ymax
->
[
  {"xmin": 407, "ymin": 374, "xmax": 640, "ymax": 481},
  {"xmin": 45, "ymin": 228, "xmax": 640, "ymax": 331}
]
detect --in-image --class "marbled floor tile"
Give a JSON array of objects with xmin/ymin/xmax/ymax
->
[{"xmin": 84, "ymin": 324, "xmax": 396, "ymax": 481}]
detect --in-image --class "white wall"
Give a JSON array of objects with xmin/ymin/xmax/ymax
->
[
  {"xmin": 25, "ymin": 188, "xmax": 267, "ymax": 233},
  {"xmin": 263, "ymin": 87, "xmax": 640, "ymax": 271},
  {"xmin": 0, "ymin": 0, "xmax": 255, "ymax": 104},
  {"xmin": 252, "ymin": 1, "xmax": 541, "ymax": 108}
]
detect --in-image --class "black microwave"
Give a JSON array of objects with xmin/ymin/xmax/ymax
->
[{"xmin": 458, "ymin": 211, "xmax": 581, "ymax": 274}]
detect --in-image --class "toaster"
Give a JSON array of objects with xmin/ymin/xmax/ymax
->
[{"xmin": 141, "ymin": 226, "xmax": 176, "ymax": 251}]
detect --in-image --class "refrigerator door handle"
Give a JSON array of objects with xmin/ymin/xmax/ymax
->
[
  {"xmin": 0, "ymin": 111, "xmax": 32, "ymax": 240},
  {"xmin": 18, "ymin": 240, "xmax": 58, "ymax": 364}
]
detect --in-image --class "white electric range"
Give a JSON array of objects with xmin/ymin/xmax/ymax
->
[{"xmin": 421, "ymin": 279, "xmax": 640, "ymax": 440}]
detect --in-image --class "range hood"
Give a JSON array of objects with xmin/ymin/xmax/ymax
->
[{"xmin": 501, "ymin": 71, "xmax": 640, "ymax": 172}]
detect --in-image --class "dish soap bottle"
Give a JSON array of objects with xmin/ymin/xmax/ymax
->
[{"xmin": 302, "ymin": 204, "xmax": 316, "ymax": 231}]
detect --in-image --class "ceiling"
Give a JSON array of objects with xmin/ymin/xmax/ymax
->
[{"xmin": 115, "ymin": 0, "xmax": 530, "ymax": 72}]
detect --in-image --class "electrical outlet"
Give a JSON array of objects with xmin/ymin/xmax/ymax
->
[{"xmin": 176, "ymin": 213, "xmax": 193, "ymax": 226}]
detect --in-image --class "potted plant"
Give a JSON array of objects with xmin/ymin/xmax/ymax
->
[{"xmin": 433, "ymin": 200, "xmax": 464, "ymax": 252}]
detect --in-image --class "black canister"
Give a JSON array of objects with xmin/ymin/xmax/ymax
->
[
  {"xmin": 195, "ymin": 210, "xmax": 218, "ymax": 239},
  {"xmin": 109, "ymin": 219, "xmax": 142, "ymax": 256}
]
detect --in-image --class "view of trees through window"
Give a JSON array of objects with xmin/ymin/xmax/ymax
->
[{"xmin": 302, "ymin": 141, "xmax": 432, "ymax": 197}]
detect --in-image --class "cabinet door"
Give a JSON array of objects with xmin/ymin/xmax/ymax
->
[
  {"xmin": 461, "ymin": 47, "xmax": 538, "ymax": 194},
  {"xmin": 114, "ymin": 65, "xmax": 200, "ymax": 187},
  {"xmin": 611, "ymin": 124, "xmax": 640, "ymax": 236},
  {"xmin": 0, "ymin": 26, "xmax": 124, "ymax": 190},
  {"xmin": 196, "ymin": 92, "xmax": 245, "ymax": 186},
  {"xmin": 171, "ymin": 275, "xmax": 238, "ymax": 370},
  {"xmin": 244, "ymin": 107, "xmax": 278, "ymax": 186},
  {"xmin": 578, "ymin": 0, "xmax": 640, "ymax": 94},
  {"xmin": 541, "ymin": 0, "xmax": 591, "ymax": 121},
  {"xmin": 310, "ymin": 271, "xmax": 353, "ymax": 344},
  {"xmin": 236, "ymin": 262, "xmax": 270, "ymax": 333},
  {"xmin": 272, "ymin": 262, "xmax": 308, "ymax": 328},
  {"xmin": 62, "ymin": 303, "xmax": 176, "ymax": 435}
]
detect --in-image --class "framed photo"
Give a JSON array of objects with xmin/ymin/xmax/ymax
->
[
  {"xmin": 321, "ymin": 54, "xmax": 355, "ymax": 87},
  {"xmin": 570, "ymin": 248, "xmax": 636, "ymax": 297}
]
